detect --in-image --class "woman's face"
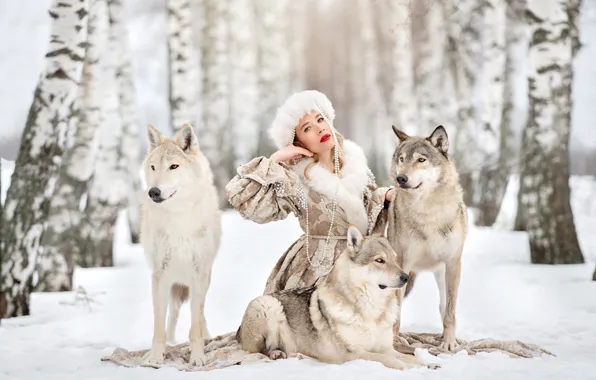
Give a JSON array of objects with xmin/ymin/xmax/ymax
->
[{"xmin": 294, "ymin": 111, "xmax": 335, "ymax": 154}]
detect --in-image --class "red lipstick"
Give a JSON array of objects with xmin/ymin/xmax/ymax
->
[{"xmin": 320, "ymin": 134, "xmax": 331, "ymax": 143}]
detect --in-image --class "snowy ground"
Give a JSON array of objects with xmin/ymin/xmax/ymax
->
[{"xmin": 1, "ymin": 161, "xmax": 596, "ymax": 380}]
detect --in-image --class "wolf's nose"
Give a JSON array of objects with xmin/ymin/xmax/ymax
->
[
  {"xmin": 397, "ymin": 174, "xmax": 408, "ymax": 185},
  {"xmin": 399, "ymin": 273, "xmax": 409, "ymax": 284},
  {"xmin": 148, "ymin": 187, "xmax": 161, "ymax": 200}
]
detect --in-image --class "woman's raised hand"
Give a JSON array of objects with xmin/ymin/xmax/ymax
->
[{"xmin": 270, "ymin": 145, "xmax": 314, "ymax": 163}]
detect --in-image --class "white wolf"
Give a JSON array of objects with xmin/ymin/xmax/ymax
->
[{"xmin": 140, "ymin": 124, "xmax": 221, "ymax": 367}]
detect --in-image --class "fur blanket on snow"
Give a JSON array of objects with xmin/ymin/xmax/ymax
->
[{"xmin": 101, "ymin": 331, "xmax": 555, "ymax": 372}]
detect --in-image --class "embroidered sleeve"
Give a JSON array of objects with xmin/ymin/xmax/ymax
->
[
  {"xmin": 364, "ymin": 167, "xmax": 394, "ymax": 235},
  {"xmin": 225, "ymin": 157, "xmax": 302, "ymax": 223}
]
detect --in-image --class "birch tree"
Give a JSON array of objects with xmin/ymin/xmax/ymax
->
[
  {"xmin": 200, "ymin": 0, "xmax": 231, "ymax": 208},
  {"xmin": 77, "ymin": 2, "xmax": 128, "ymax": 268},
  {"xmin": 442, "ymin": 0, "xmax": 484, "ymax": 206},
  {"xmin": 229, "ymin": 0, "xmax": 258, "ymax": 169},
  {"xmin": 516, "ymin": 0, "xmax": 583, "ymax": 264},
  {"xmin": 374, "ymin": 0, "xmax": 418, "ymax": 135},
  {"xmin": 109, "ymin": 0, "xmax": 142, "ymax": 243},
  {"xmin": 254, "ymin": 0, "xmax": 290, "ymax": 157},
  {"xmin": 167, "ymin": 0, "xmax": 199, "ymax": 132},
  {"xmin": 414, "ymin": 1, "xmax": 449, "ymax": 132},
  {"xmin": 0, "ymin": 0, "xmax": 89, "ymax": 317},
  {"xmin": 475, "ymin": 0, "xmax": 508, "ymax": 226},
  {"xmin": 356, "ymin": 0, "xmax": 391, "ymax": 182},
  {"xmin": 36, "ymin": 0, "xmax": 111, "ymax": 292},
  {"xmin": 286, "ymin": 1, "xmax": 308, "ymax": 93}
]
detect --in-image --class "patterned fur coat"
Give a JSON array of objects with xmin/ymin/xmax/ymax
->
[{"xmin": 225, "ymin": 139, "xmax": 392, "ymax": 294}]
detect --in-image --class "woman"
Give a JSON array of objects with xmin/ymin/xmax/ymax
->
[{"xmin": 225, "ymin": 90, "xmax": 394, "ymax": 294}]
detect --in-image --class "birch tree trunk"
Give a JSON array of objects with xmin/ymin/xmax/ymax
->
[
  {"xmin": 357, "ymin": 0, "xmax": 391, "ymax": 183},
  {"xmin": 516, "ymin": 0, "xmax": 583, "ymax": 264},
  {"xmin": 375, "ymin": 0, "xmax": 418, "ymax": 134},
  {"xmin": 200, "ymin": 0, "xmax": 231, "ymax": 208},
  {"xmin": 167, "ymin": 0, "xmax": 199, "ymax": 132},
  {"xmin": 109, "ymin": 0, "xmax": 142, "ymax": 244},
  {"xmin": 0, "ymin": 0, "xmax": 89, "ymax": 317},
  {"xmin": 443, "ymin": 0, "xmax": 483, "ymax": 206},
  {"xmin": 77, "ymin": 4, "xmax": 127, "ymax": 268},
  {"xmin": 35, "ymin": 0, "xmax": 111, "ymax": 292},
  {"xmin": 254, "ymin": 0, "xmax": 290, "ymax": 158},
  {"xmin": 414, "ymin": 1, "xmax": 448, "ymax": 131},
  {"xmin": 229, "ymin": 0, "xmax": 258, "ymax": 169},
  {"xmin": 287, "ymin": 1, "xmax": 307, "ymax": 93},
  {"xmin": 475, "ymin": 0, "xmax": 508, "ymax": 226}
]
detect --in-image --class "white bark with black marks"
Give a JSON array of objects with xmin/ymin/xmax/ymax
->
[
  {"xmin": 414, "ymin": 1, "xmax": 449, "ymax": 131},
  {"xmin": 229, "ymin": 0, "xmax": 258, "ymax": 169},
  {"xmin": 109, "ymin": 0, "xmax": 142, "ymax": 243},
  {"xmin": 287, "ymin": 0, "xmax": 307, "ymax": 93},
  {"xmin": 78, "ymin": 0, "xmax": 128, "ymax": 268},
  {"xmin": 376, "ymin": 0, "xmax": 418, "ymax": 134},
  {"xmin": 200, "ymin": 0, "xmax": 231, "ymax": 208},
  {"xmin": 254, "ymin": 0, "xmax": 290, "ymax": 157},
  {"xmin": 0, "ymin": 0, "xmax": 89, "ymax": 317},
  {"xmin": 167, "ymin": 0, "xmax": 199, "ymax": 132},
  {"xmin": 475, "ymin": 0, "xmax": 509, "ymax": 226},
  {"xmin": 36, "ymin": 0, "xmax": 112, "ymax": 292},
  {"xmin": 517, "ymin": 0, "xmax": 583, "ymax": 264},
  {"xmin": 357, "ymin": 0, "xmax": 391, "ymax": 182}
]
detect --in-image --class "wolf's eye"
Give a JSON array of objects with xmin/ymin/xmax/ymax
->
[
  {"xmin": 169, "ymin": 164, "xmax": 179, "ymax": 170},
  {"xmin": 418, "ymin": 157, "xmax": 426, "ymax": 163},
  {"xmin": 151, "ymin": 165, "xmax": 155, "ymax": 171},
  {"xmin": 375, "ymin": 258, "xmax": 385, "ymax": 264},
  {"xmin": 399, "ymin": 156, "xmax": 404, "ymax": 163}
]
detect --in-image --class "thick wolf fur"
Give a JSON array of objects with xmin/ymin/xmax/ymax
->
[
  {"xmin": 236, "ymin": 226, "xmax": 440, "ymax": 371},
  {"xmin": 140, "ymin": 124, "xmax": 221, "ymax": 366},
  {"xmin": 387, "ymin": 125, "xmax": 468, "ymax": 351}
]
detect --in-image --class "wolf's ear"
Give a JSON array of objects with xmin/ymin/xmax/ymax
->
[
  {"xmin": 147, "ymin": 124, "xmax": 164, "ymax": 150},
  {"xmin": 392, "ymin": 125, "xmax": 410, "ymax": 143},
  {"xmin": 346, "ymin": 225, "xmax": 364, "ymax": 255},
  {"xmin": 428, "ymin": 125, "xmax": 449, "ymax": 155},
  {"xmin": 176, "ymin": 124, "xmax": 199, "ymax": 154}
]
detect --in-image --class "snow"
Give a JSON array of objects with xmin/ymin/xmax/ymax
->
[{"xmin": 2, "ymin": 161, "xmax": 596, "ymax": 379}]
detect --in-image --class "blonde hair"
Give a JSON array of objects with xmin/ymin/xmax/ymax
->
[{"xmin": 289, "ymin": 130, "xmax": 345, "ymax": 180}]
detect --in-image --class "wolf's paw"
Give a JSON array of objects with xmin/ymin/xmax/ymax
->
[
  {"xmin": 425, "ymin": 363, "xmax": 441, "ymax": 370},
  {"xmin": 266, "ymin": 350, "xmax": 287, "ymax": 360},
  {"xmin": 142, "ymin": 347, "xmax": 165, "ymax": 367},
  {"xmin": 189, "ymin": 352, "xmax": 207, "ymax": 366},
  {"xmin": 439, "ymin": 338, "xmax": 460, "ymax": 352}
]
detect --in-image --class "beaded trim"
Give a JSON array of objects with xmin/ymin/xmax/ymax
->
[{"xmin": 300, "ymin": 102, "xmax": 340, "ymax": 268}]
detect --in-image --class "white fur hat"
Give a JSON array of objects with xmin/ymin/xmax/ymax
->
[{"xmin": 268, "ymin": 90, "xmax": 336, "ymax": 149}]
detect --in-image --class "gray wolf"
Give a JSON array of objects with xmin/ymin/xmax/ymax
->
[
  {"xmin": 140, "ymin": 124, "xmax": 221, "ymax": 366},
  {"xmin": 236, "ymin": 225, "xmax": 440, "ymax": 370},
  {"xmin": 387, "ymin": 125, "xmax": 468, "ymax": 351}
]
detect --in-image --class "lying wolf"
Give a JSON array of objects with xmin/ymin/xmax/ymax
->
[
  {"xmin": 140, "ymin": 124, "xmax": 221, "ymax": 367},
  {"xmin": 236, "ymin": 226, "xmax": 440, "ymax": 370},
  {"xmin": 387, "ymin": 125, "xmax": 468, "ymax": 351}
]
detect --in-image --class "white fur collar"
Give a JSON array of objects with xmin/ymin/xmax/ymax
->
[{"xmin": 290, "ymin": 139, "xmax": 370, "ymax": 233}]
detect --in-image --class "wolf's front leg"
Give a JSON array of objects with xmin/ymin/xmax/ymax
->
[
  {"xmin": 346, "ymin": 350, "xmax": 417, "ymax": 371},
  {"xmin": 142, "ymin": 273, "xmax": 169, "ymax": 366},
  {"xmin": 440, "ymin": 255, "xmax": 462, "ymax": 351},
  {"xmin": 188, "ymin": 274, "xmax": 210, "ymax": 366},
  {"xmin": 392, "ymin": 288, "xmax": 404, "ymax": 336}
]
